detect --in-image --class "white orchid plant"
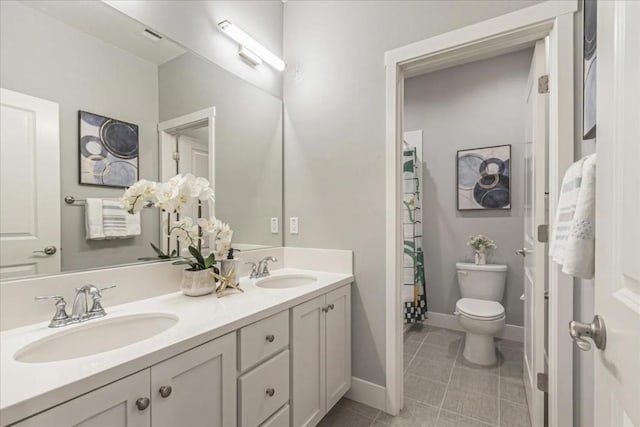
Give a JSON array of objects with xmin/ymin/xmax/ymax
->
[
  {"xmin": 120, "ymin": 174, "xmax": 232, "ymax": 271},
  {"xmin": 466, "ymin": 234, "xmax": 497, "ymax": 253}
]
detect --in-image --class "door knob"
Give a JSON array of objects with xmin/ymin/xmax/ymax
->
[
  {"xmin": 569, "ymin": 315, "xmax": 606, "ymax": 351},
  {"xmin": 33, "ymin": 245, "xmax": 57, "ymax": 256},
  {"xmin": 515, "ymin": 248, "xmax": 528, "ymax": 257}
]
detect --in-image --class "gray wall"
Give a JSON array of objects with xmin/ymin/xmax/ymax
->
[
  {"xmin": 0, "ymin": 1, "xmax": 160, "ymax": 271},
  {"xmin": 158, "ymin": 53, "xmax": 283, "ymax": 248},
  {"xmin": 105, "ymin": 0, "xmax": 283, "ymax": 98},
  {"xmin": 282, "ymin": 0, "xmax": 541, "ymax": 386},
  {"xmin": 404, "ymin": 50, "xmax": 532, "ymax": 326}
]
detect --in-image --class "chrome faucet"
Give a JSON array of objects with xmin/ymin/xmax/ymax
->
[
  {"xmin": 257, "ymin": 256, "xmax": 278, "ymax": 278},
  {"xmin": 36, "ymin": 285, "xmax": 116, "ymax": 328},
  {"xmin": 246, "ymin": 256, "xmax": 278, "ymax": 279}
]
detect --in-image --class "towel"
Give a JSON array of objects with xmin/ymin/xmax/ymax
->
[
  {"xmin": 550, "ymin": 154, "xmax": 596, "ymax": 279},
  {"xmin": 102, "ymin": 199, "xmax": 140, "ymax": 238},
  {"xmin": 85, "ymin": 198, "xmax": 105, "ymax": 240},
  {"xmin": 85, "ymin": 198, "xmax": 140, "ymax": 240}
]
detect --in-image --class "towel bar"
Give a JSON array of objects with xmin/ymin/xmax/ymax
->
[{"xmin": 64, "ymin": 196, "xmax": 153, "ymax": 208}]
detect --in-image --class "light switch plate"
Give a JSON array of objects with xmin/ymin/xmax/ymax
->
[
  {"xmin": 270, "ymin": 217, "xmax": 278, "ymax": 234},
  {"xmin": 289, "ymin": 217, "xmax": 299, "ymax": 234}
]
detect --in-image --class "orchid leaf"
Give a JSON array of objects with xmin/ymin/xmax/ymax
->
[{"xmin": 188, "ymin": 246, "xmax": 205, "ymax": 267}]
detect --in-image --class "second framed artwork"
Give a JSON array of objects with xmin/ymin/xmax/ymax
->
[
  {"xmin": 456, "ymin": 144, "xmax": 511, "ymax": 211},
  {"xmin": 79, "ymin": 111, "xmax": 139, "ymax": 188}
]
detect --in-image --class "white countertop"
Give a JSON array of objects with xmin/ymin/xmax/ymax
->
[{"xmin": 0, "ymin": 268, "xmax": 353, "ymax": 425}]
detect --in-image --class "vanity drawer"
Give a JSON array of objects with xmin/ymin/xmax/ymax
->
[
  {"xmin": 239, "ymin": 310, "xmax": 289, "ymax": 371},
  {"xmin": 239, "ymin": 350, "xmax": 290, "ymax": 427},
  {"xmin": 260, "ymin": 404, "xmax": 290, "ymax": 427}
]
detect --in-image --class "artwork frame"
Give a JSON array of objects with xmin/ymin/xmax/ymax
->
[
  {"xmin": 456, "ymin": 144, "xmax": 511, "ymax": 211},
  {"xmin": 79, "ymin": 110, "xmax": 139, "ymax": 188},
  {"xmin": 582, "ymin": 0, "xmax": 597, "ymax": 139}
]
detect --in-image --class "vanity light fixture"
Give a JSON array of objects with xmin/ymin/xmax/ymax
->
[{"xmin": 218, "ymin": 20, "xmax": 286, "ymax": 71}]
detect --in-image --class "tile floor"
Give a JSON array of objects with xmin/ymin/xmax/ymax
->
[{"xmin": 318, "ymin": 324, "xmax": 531, "ymax": 427}]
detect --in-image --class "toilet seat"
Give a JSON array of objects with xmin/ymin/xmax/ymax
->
[{"xmin": 456, "ymin": 298, "xmax": 505, "ymax": 321}]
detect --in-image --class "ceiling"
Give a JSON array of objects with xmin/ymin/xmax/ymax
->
[{"xmin": 23, "ymin": 0, "xmax": 186, "ymax": 65}]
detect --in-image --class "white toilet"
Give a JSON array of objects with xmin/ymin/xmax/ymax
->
[{"xmin": 455, "ymin": 262, "xmax": 507, "ymax": 365}]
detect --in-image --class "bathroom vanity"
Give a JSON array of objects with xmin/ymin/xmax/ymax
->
[{"xmin": 0, "ymin": 262, "xmax": 353, "ymax": 427}]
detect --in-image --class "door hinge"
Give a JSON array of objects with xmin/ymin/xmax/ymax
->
[
  {"xmin": 538, "ymin": 75, "xmax": 549, "ymax": 94},
  {"xmin": 537, "ymin": 224, "xmax": 549, "ymax": 243},
  {"xmin": 537, "ymin": 372, "xmax": 548, "ymax": 392},
  {"xmin": 172, "ymin": 151, "xmax": 180, "ymax": 161}
]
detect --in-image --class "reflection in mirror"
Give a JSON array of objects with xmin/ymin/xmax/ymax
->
[{"xmin": 0, "ymin": 0, "xmax": 283, "ymax": 280}]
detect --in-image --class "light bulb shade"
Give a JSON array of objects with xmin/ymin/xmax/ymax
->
[{"xmin": 218, "ymin": 20, "xmax": 286, "ymax": 71}]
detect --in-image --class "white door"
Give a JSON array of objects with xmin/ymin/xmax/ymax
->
[
  {"xmin": 521, "ymin": 39, "xmax": 547, "ymax": 427},
  {"xmin": 178, "ymin": 133, "xmax": 212, "ymax": 251},
  {"xmin": 14, "ymin": 370, "xmax": 150, "ymax": 427},
  {"xmin": 593, "ymin": 2, "xmax": 640, "ymax": 426},
  {"xmin": 0, "ymin": 88, "xmax": 60, "ymax": 279},
  {"xmin": 325, "ymin": 285, "xmax": 351, "ymax": 411},
  {"xmin": 292, "ymin": 295, "xmax": 326, "ymax": 427},
  {"xmin": 151, "ymin": 332, "xmax": 236, "ymax": 427}
]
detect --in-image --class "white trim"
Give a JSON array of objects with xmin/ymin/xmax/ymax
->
[
  {"xmin": 422, "ymin": 312, "xmax": 524, "ymax": 343},
  {"xmin": 345, "ymin": 377, "xmax": 386, "ymax": 412},
  {"xmin": 384, "ymin": 1, "xmax": 576, "ymax": 422}
]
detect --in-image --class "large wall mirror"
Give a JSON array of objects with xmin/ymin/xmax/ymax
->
[{"xmin": 0, "ymin": 0, "xmax": 283, "ymax": 280}]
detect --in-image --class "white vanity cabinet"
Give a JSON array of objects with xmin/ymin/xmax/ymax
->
[
  {"xmin": 291, "ymin": 285, "xmax": 351, "ymax": 427},
  {"xmin": 12, "ymin": 370, "xmax": 150, "ymax": 427},
  {"xmin": 13, "ymin": 333, "xmax": 237, "ymax": 427}
]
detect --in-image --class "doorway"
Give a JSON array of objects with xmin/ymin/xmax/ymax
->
[{"xmin": 384, "ymin": 3, "xmax": 577, "ymax": 426}]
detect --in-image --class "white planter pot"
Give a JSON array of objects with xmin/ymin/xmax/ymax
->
[{"xmin": 180, "ymin": 269, "xmax": 216, "ymax": 296}]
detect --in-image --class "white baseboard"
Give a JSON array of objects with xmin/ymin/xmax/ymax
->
[
  {"xmin": 423, "ymin": 311, "xmax": 524, "ymax": 342},
  {"xmin": 345, "ymin": 377, "xmax": 386, "ymax": 412}
]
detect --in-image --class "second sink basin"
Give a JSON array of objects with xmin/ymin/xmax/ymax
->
[
  {"xmin": 14, "ymin": 313, "xmax": 178, "ymax": 363},
  {"xmin": 256, "ymin": 274, "xmax": 318, "ymax": 289}
]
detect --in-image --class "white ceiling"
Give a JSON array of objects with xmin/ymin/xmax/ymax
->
[{"xmin": 23, "ymin": 0, "xmax": 186, "ymax": 65}]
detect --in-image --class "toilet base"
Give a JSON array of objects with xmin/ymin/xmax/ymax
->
[{"xmin": 462, "ymin": 332, "xmax": 497, "ymax": 366}]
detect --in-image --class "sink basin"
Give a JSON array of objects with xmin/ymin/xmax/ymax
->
[
  {"xmin": 14, "ymin": 313, "xmax": 178, "ymax": 363},
  {"xmin": 256, "ymin": 274, "xmax": 318, "ymax": 289}
]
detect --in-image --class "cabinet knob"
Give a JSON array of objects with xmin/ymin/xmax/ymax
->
[
  {"xmin": 159, "ymin": 385, "xmax": 172, "ymax": 398},
  {"xmin": 328, "ymin": 303, "xmax": 335, "ymax": 311},
  {"xmin": 265, "ymin": 334, "xmax": 275, "ymax": 343},
  {"xmin": 135, "ymin": 397, "xmax": 150, "ymax": 410},
  {"xmin": 266, "ymin": 387, "xmax": 275, "ymax": 397}
]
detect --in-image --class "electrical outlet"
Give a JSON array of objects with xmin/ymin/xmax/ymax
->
[
  {"xmin": 270, "ymin": 217, "xmax": 278, "ymax": 234},
  {"xmin": 289, "ymin": 217, "xmax": 299, "ymax": 234}
]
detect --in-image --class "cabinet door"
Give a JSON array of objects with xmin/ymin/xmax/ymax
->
[
  {"xmin": 291, "ymin": 295, "xmax": 326, "ymax": 427},
  {"xmin": 14, "ymin": 370, "xmax": 150, "ymax": 427},
  {"xmin": 151, "ymin": 332, "xmax": 236, "ymax": 427},
  {"xmin": 325, "ymin": 285, "xmax": 351, "ymax": 410}
]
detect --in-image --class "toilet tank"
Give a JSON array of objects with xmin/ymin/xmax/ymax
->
[{"xmin": 456, "ymin": 262, "xmax": 507, "ymax": 301}]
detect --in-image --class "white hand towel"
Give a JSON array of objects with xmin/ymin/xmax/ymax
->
[
  {"xmin": 102, "ymin": 199, "xmax": 130, "ymax": 238},
  {"xmin": 550, "ymin": 157, "xmax": 586, "ymax": 264},
  {"xmin": 550, "ymin": 154, "xmax": 596, "ymax": 279},
  {"xmin": 562, "ymin": 154, "xmax": 596, "ymax": 279},
  {"xmin": 85, "ymin": 198, "xmax": 105, "ymax": 240}
]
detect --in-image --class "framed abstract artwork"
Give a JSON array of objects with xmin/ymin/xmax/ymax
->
[
  {"xmin": 457, "ymin": 144, "xmax": 511, "ymax": 211},
  {"xmin": 583, "ymin": 0, "xmax": 597, "ymax": 139},
  {"xmin": 79, "ymin": 111, "xmax": 139, "ymax": 188}
]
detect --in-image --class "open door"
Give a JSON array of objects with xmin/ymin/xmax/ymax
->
[
  {"xmin": 0, "ymin": 88, "xmax": 61, "ymax": 279},
  {"xmin": 521, "ymin": 39, "xmax": 547, "ymax": 427},
  {"xmin": 591, "ymin": 2, "xmax": 640, "ymax": 426}
]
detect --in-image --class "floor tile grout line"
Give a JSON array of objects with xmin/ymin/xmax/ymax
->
[{"xmin": 435, "ymin": 332, "xmax": 461, "ymax": 425}]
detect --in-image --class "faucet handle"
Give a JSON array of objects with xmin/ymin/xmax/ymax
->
[
  {"xmin": 245, "ymin": 262, "xmax": 258, "ymax": 278},
  {"xmin": 88, "ymin": 285, "xmax": 115, "ymax": 316},
  {"xmin": 35, "ymin": 295, "xmax": 69, "ymax": 327}
]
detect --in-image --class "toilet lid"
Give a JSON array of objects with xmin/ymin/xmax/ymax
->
[{"xmin": 456, "ymin": 298, "xmax": 505, "ymax": 320}]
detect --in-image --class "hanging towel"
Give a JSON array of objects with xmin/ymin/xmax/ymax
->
[
  {"xmin": 550, "ymin": 154, "xmax": 596, "ymax": 279},
  {"xmin": 85, "ymin": 198, "xmax": 105, "ymax": 240},
  {"xmin": 102, "ymin": 199, "xmax": 140, "ymax": 238}
]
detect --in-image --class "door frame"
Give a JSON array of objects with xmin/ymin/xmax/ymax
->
[
  {"xmin": 157, "ymin": 107, "xmax": 216, "ymax": 253},
  {"xmin": 383, "ymin": 2, "xmax": 577, "ymax": 425}
]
